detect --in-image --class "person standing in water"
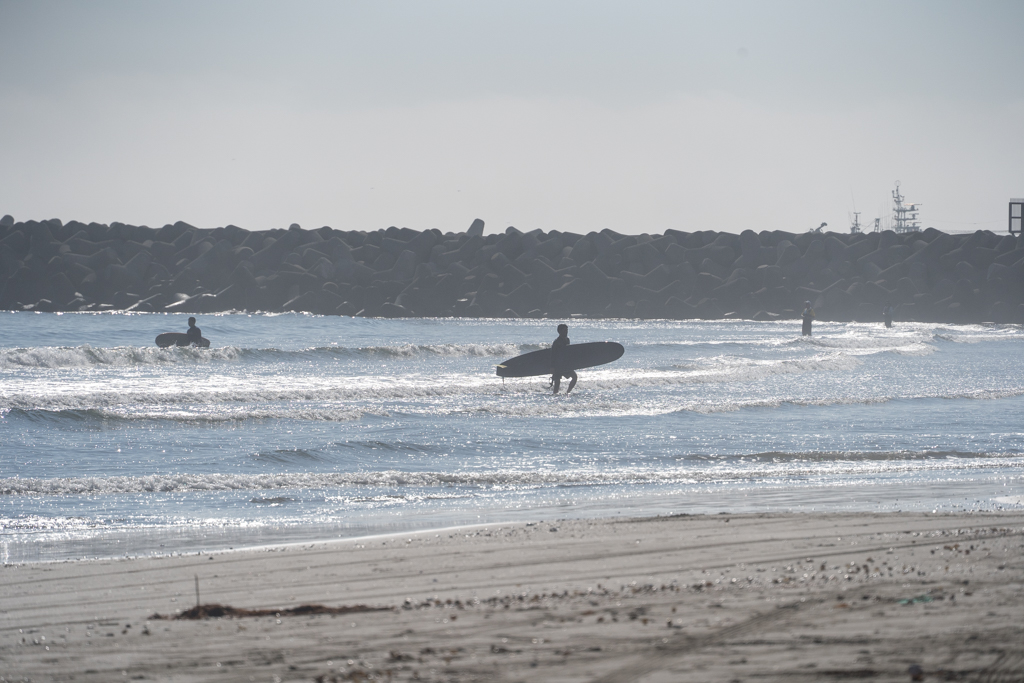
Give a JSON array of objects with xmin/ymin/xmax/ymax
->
[
  {"xmin": 186, "ymin": 317, "xmax": 203, "ymax": 346},
  {"xmin": 551, "ymin": 323, "xmax": 578, "ymax": 395},
  {"xmin": 882, "ymin": 302, "xmax": 894, "ymax": 329},
  {"xmin": 801, "ymin": 301, "xmax": 815, "ymax": 336}
]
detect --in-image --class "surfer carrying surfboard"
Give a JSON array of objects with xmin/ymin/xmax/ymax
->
[
  {"xmin": 551, "ymin": 324, "xmax": 578, "ymax": 395},
  {"xmin": 495, "ymin": 334, "xmax": 621, "ymax": 386},
  {"xmin": 186, "ymin": 317, "xmax": 203, "ymax": 346},
  {"xmin": 155, "ymin": 320, "xmax": 210, "ymax": 348}
]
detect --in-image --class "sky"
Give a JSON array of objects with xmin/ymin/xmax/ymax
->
[{"xmin": 1, "ymin": 0, "xmax": 1022, "ymax": 235}]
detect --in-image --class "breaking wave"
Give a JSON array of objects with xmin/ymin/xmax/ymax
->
[
  {"xmin": 329, "ymin": 343, "xmax": 543, "ymax": 358},
  {"xmin": 0, "ymin": 354, "xmax": 853, "ymax": 414},
  {"xmin": 1, "ymin": 406, "xmax": 378, "ymax": 424},
  {"xmin": 2, "ymin": 452, "xmax": 1017, "ymax": 496},
  {"xmin": 0, "ymin": 342, "xmax": 543, "ymax": 369},
  {"xmin": 794, "ymin": 335, "xmax": 936, "ymax": 356},
  {"xmin": 664, "ymin": 352, "xmax": 862, "ymax": 382},
  {"xmin": 0, "ymin": 345, "xmax": 244, "ymax": 368},
  {"xmin": 4, "ymin": 347, "xmax": 1023, "ymax": 421}
]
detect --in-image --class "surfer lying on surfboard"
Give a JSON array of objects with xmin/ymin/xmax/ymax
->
[{"xmin": 551, "ymin": 323, "xmax": 577, "ymax": 395}]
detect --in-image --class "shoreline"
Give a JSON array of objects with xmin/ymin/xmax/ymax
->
[
  {"xmin": 7, "ymin": 481, "xmax": 1023, "ymax": 566},
  {"xmin": 4, "ymin": 510, "xmax": 1022, "ymax": 681},
  {"xmin": 6, "ymin": 471, "xmax": 1023, "ymax": 565}
]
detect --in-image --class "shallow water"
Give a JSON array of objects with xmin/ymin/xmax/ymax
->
[{"xmin": 2, "ymin": 311, "xmax": 1022, "ymax": 562}]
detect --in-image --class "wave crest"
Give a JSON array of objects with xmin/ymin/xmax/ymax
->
[
  {"xmin": 0, "ymin": 342, "xmax": 543, "ymax": 369},
  {"xmin": 0, "ymin": 345, "xmax": 243, "ymax": 369}
]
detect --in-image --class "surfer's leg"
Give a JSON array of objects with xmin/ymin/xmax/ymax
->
[
  {"xmin": 566, "ymin": 371, "xmax": 577, "ymax": 394},
  {"xmin": 552, "ymin": 374, "xmax": 561, "ymax": 394}
]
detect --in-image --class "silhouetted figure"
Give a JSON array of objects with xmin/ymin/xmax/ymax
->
[
  {"xmin": 551, "ymin": 323, "xmax": 578, "ymax": 395},
  {"xmin": 801, "ymin": 302, "xmax": 815, "ymax": 336},
  {"xmin": 186, "ymin": 317, "xmax": 203, "ymax": 346},
  {"xmin": 882, "ymin": 302, "xmax": 894, "ymax": 329}
]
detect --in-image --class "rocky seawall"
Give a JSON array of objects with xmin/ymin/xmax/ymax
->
[{"xmin": 1, "ymin": 215, "xmax": 1022, "ymax": 323}]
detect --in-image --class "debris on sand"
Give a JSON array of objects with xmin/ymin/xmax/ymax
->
[{"xmin": 151, "ymin": 603, "xmax": 391, "ymax": 620}]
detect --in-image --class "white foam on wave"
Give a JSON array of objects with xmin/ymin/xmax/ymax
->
[
  {"xmin": 0, "ymin": 374, "xmax": 477, "ymax": 412},
  {"xmin": 661, "ymin": 352, "xmax": 862, "ymax": 384},
  {"xmin": 930, "ymin": 324, "xmax": 1024, "ymax": 345},
  {"xmin": 635, "ymin": 337, "xmax": 789, "ymax": 349},
  {"xmin": 5, "ymin": 347, "xmax": 1020, "ymax": 419},
  {"xmin": 679, "ymin": 386, "xmax": 1024, "ymax": 414},
  {"xmin": 88, "ymin": 406, "xmax": 375, "ymax": 423},
  {"xmin": 346, "ymin": 342, "xmax": 542, "ymax": 358},
  {"xmin": 0, "ymin": 513, "xmax": 271, "ymax": 533},
  {"xmin": 461, "ymin": 395, "xmax": 649, "ymax": 419},
  {"xmin": 0, "ymin": 342, "xmax": 543, "ymax": 370},
  {"xmin": 796, "ymin": 334, "xmax": 937, "ymax": 356},
  {"xmin": 0, "ymin": 345, "xmax": 244, "ymax": 369},
  {"xmin": 3, "ymin": 453, "xmax": 1019, "ymax": 496},
  {"xmin": 933, "ymin": 333, "xmax": 1016, "ymax": 345}
]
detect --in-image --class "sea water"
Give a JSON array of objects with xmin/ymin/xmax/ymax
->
[{"xmin": 1, "ymin": 312, "xmax": 1022, "ymax": 563}]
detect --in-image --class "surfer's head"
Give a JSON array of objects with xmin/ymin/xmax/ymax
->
[
  {"xmin": 557, "ymin": 323, "xmax": 568, "ymax": 335},
  {"xmin": 188, "ymin": 317, "xmax": 196, "ymax": 327}
]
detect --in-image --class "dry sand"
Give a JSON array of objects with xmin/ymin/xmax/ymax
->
[{"xmin": 2, "ymin": 511, "xmax": 1022, "ymax": 682}]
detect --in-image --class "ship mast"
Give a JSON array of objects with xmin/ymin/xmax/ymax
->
[{"xmin": 892, "ymin": 181, "xmax": 921, "ymax": 233}]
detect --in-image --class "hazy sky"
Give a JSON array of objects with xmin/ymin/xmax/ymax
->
[{"xmin": 1, "ymin": 0, "xmax": 1021, "ymax": 235}]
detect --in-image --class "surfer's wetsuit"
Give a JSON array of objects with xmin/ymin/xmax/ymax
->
[
  {"xmin": 883, "ymin": 304, "xmax": 894, "ymax": 329},
  {"xmin": 186, "ymin": 319, "xmax": 203, "ymax": 346},
  {"xmin": 551, "ymin": 327, "xmax": 578, "ymax": 395},
  {"xmin": 801, "ymin": 306, "xmax": 814, "ymax": 336}
]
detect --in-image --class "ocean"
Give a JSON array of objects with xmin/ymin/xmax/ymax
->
[{"xmin": 2, "ymin": 312, "xmax": 1022, "ymax": 563}]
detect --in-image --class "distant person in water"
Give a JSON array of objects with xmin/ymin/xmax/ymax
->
[
  {"xmin": 882, "ymin": 302, "xmax": 894, "ymax": 329},
  {"xmin": 801, "ymin": 302, "xmax": 815, "ymax": 336},
  {"xmin": 551, "ymin": 323, "xmax": 578, "ymax": 395},
  {"xmin": 186, "ymin": 317, "xmax": 203, "ymax": 346}
]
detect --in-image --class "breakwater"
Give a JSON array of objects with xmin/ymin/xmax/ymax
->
[{"xmin": 1, "ymin": 215, "xmax": 1021, "ymax": 323}]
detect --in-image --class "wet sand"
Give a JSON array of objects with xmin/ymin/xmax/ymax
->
[{"xmin": 2, "ymin": 511, "xmax": 1022, "ymax": 682}]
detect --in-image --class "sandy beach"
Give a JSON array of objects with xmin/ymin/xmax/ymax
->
[{"xmin": 2, "ymin": 511, "xmax": 1022, "ymax": 682}]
